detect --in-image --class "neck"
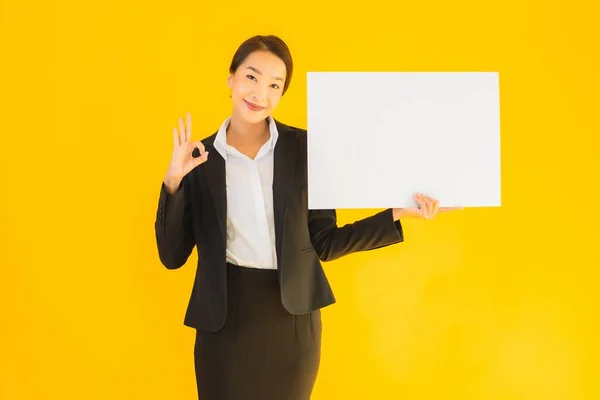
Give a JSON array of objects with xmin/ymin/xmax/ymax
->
[{"xmin": 226, "ymin": 112, "xmax": 270, "ymax": 145}]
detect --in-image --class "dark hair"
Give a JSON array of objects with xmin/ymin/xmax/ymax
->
[{"xmin": 229, "ymin": 35, "xmax": 293, "ymax": 95}]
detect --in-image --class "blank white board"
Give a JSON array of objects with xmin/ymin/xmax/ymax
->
[{"xmin": 306, "ymin": 72, "xmax": 501, "ymax": 209}]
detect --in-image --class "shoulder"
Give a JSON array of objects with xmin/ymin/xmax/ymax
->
[{"xmin": 274, "ymin": 119, "xmax": 307, "ymax": 140}]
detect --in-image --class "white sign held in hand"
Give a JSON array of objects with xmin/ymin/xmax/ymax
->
[{"xmin": 306, "ymin": 71, "xmax": 501, "ymax": 210}]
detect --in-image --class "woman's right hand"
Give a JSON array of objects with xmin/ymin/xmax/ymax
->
[{"xmin": 164, "ymin": 113, "xmax": 209, "ymax": 192}]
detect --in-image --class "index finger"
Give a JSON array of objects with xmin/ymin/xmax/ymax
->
[{"xmin": 191, "ymin": 140, "xmax": 206, "ymax": 157}]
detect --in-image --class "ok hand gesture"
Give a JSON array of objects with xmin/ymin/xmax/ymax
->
[{"xmin": 164, "ymin": 113, "xmax": 209, "ymax": 191}]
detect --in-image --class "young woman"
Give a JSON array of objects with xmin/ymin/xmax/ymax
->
[{"xmin": 155, "ymin": 34, "xmax": 459, "ymax": 400}]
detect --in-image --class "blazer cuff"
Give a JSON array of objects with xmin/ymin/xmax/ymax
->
[
  {"xmin": 382, "ymin": 208, "xmax": 404, "ymax": 243},
  {"xmin": 157, "ymin": 180, "xmax": 186, "ymax": 232}
]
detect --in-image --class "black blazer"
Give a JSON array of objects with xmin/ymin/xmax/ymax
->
[{"xmin": 154, "ymin": 119, "xmax": 404, "ymax": 332}]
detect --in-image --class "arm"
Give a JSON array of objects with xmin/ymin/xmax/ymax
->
[
  {"xmin": 154, "ymin": 175, "xmax": 196, "ymax": 269},
  {"xmin": 308, "ymin": 208, "xmax": 403, "ymax": 262}
]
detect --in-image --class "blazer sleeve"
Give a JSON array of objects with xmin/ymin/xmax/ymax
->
[
  {"xmin": 154, "ymin": 175, "xmax": 196, "ymax": 269},
  {"xmin": 307, "ymin": 208, "xmax": 404, "ymax": 262}
]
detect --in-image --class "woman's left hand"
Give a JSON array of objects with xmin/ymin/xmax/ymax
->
[{"xmin": 392, "ymin": 193, "xmax": 462, "ymax": 220}]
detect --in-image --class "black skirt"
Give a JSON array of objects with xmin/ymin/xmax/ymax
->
[{"xmin": 194, "ymin": 262, "xmax": 322, "ymax": 400}]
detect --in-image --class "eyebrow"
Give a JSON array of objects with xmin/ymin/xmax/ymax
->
[{"xmin": 246, "ymin": 66, "xmax": 284, "ymax": 81}]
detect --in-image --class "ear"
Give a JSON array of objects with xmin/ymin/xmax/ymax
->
[{"xmin": 227, "ymin": 74, "xmax": 233, "ymax": 89}]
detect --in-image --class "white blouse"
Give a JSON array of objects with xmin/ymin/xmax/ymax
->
[{"xmin": 212, "ymin": 116, "xmax": 279, "ymax": 270}]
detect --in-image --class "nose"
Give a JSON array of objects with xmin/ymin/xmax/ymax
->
[{"xmin": 253, "ymin": 85, "xmax": 268, "ymax": 102}]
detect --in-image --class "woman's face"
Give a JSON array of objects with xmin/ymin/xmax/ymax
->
[{"xmin": 227, "ymin": 50, "xmax": 287, "ymax": 124}]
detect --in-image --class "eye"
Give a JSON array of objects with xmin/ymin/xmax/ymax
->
[
  {"xmin": 246, "ymin": 74, "xmax": 257, "ymax": 81},
  {"xmin": 270, "ymin": 84, "xmax": 280, "ymax": 89}
]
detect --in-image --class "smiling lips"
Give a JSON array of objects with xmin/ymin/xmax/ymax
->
[{"xmin": 244, "ymin": 99, "xmax": 266, "ymax": 112}]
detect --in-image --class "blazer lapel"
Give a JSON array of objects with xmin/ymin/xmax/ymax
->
[
  {"xmin": 201, "ymin": 136, "xmax": 227, "ymax": 244},
  {"xmin": 273, "ymin": 121, "xmax": 297, "ymax": 264}
]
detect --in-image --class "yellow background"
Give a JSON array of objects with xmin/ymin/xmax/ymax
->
[{"xmin": 1, "ymin": 0, "xmax": 598, "ymax": 398}]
